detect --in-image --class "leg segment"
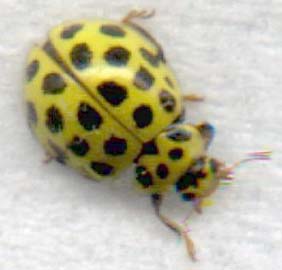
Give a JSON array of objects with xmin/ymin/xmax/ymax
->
[
  {"xmin": 151, "ymin": 194, "xmax": 197, "ymax": 261},
  {"xmin": 122, "ymin": 9, "xmax": 155, "ymax": 23},
  {"xmin": 183, "ymin": 94, "xmax": 204, "ymax": 102}
]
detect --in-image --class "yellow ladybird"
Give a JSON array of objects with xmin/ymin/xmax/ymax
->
[{"xmin": 25, "ymin": 10, "xmax": 265, "ymax": 260}]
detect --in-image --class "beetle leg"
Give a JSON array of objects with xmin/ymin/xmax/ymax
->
[
  {"xmin": 122, "ymin": 9, "xmax": 156, "ymax": 23},
  {"xmin": 151, "ymin": 194, "xmax": 197, "ymax": 261},
  {"xmin": 183, "ymin": 94, "xmax": 205, "ymax": 102},
  {"xmin": 192, "ymin": 198, "xmax": 203, "ymax": 214}
]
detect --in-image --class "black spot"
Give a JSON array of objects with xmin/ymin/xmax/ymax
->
[
  {"xmin": 46, "ymin": 106, "xmax": 63, "ymax": 133},
  {"xmin": 141, "ymin": 140, "xmax": 159, "ymax": 155},
  {"xmin": 61, "ymin": 24, "xmax": 83, "ymax": 39},
  {"xmin": 166, "ymin": 128, "xmax": 191, "ymax": 142},
  {"xmin": 71, "ymin": 43, "xmax": 92, "ymax": 69},
  {"xmin": 48, "ymin": 140, "xmax": 67, "ymax": 164},
  {"xmin": 104, "ymin": 136, "xmax": 127, "ymax": 156},
  {"xmin": 156, "ymin": 164, "xmax": 169, "ymax": 179},
  {"xmin": 182, "ymin": 193, "xmax": 196, "ymax": 201},
  {"xmin": 104, "ymin": 46, "xmax": 130, "ymax": 66},
  {"xmin": 159, "ymin": 90, "xmax": 176, "ymax": 112},
  {"xmin": 42, "ymin": 73, "xmax": 66, "ymax": 94},
  {"xmin": 135, "ymin": 166, "xmax": 153, "ymax": 188},
  {"xmin": 128, "ymin": 23, "xmax": 166, "ymax": 63},
  {"xmin": 133, "ymin": 105, "xmax": 153, "ymax": 128},
  {"xmin": 68, "ymin": 136, "xmax": 90, "ymax": 156},
  {"xmin": 78, "ymin": 102, "xmax": 103, "ymax": 131},
  {"xmin": 134, "ymin": 67, "xmax": 155, "ymax": 90},
  {"xmin": 140, "ymin": 48, "xmax": 160, "ymax": 67},
  {"xmin": 26, "ymin": 60, "xmax": 39, "ymax": 82},
  {"xmin": 164, "ymin": 76, "xmax": 174, "ymax": 88},
  {"xmin": 176, "ymin": 159, "xmax": 207, "ymax": 192},
  {"xmin": 176, "ymin": 172, "xmax": 199, "ymax": 191},
  {"xmin": 91, "ymin": 161, "xmax": 114, "ymax": 176},
  {"xmin": 97, "ymin": 81, "xmax": 127, "ymax": 106},
  {"xmin": 133, "ymin": 140, "xmax": 159, "ymax": 163},
  {"xmin": 168, "ymin": 148, "xmax": 183, "ymax": 160},
  {"xmin": 100, "ymin": 24, "xmax": 126, "ymax": 37},
  {"xmin": 26, "ymin": 102, "xmax": 37, "ymax": 126}
]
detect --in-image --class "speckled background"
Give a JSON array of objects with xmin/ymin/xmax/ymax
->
[{"xmin": 0, "ymin": 0, "xmax": 281, "ymax": 269}]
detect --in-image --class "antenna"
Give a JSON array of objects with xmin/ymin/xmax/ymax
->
[{"xmin": 220, "ymin": 150, "xmax": 272, "ymax": 184}]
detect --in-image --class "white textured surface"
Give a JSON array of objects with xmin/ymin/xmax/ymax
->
[{"xmin": 0, "ymin": 0, "xmax": 282, "ymax": 269}]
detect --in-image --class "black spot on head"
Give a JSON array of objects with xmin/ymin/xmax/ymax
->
[
  {"xmin": 166, "ymin": 128, "xmax": 191, "ymax": 142},
  {"xmin": 48, "ymin": 140, "xmax": 67, "ymax": 164},
  {"xmin": 61, "ymin": 24, "xmax": 83, "ymax": 39},
  {"xmin": 156, "ymin": 164, "xmax": 169, "ymax": 179},
  {"xmin": 26, "ymin": 60, "xmax": 39, "ymax": 82},
  {"xmin": 26, "ymin": 102, "xmax": 37, "ymax": 126},
  {"xmin": 133, "ymin": 105, "xmax": 153, "ymax": 128},
  {"xmin": 42, "ymin": 73, "xmax": 66, "ymax": 94},
  {"xmin": 164, "ymin": 76, "xmax": 174, "ymax": 88},
  {"xmin": 159, "ymin": 90, "xmax": 176, "ymax": 112},
  {"xmin": 176, "ymin": 172, "xmax": 199, "ymax": 191},
  {"xmin": 100, "ymin": 24, "xmax": 126, "ymax": 37},
  {"xmin": 104, "ymin": 46, "xmax": 130, "ymax": 66},
  {"xmin": 104, "ymin": 136, "xmax": 127, "ymax": 156},
  {"xmin": 91, "ymin": 161, "xmax": 114, "ymax": 176},
  {"xmin": 97, "ymin": 81, "xmax": 127, "ymax": 106},
  {"xmin": 78, "ymin": 102, "xmax": 103, "ymax": 131},
  {"xmin": 71, "ymin": 43, "xmax": 92, "ymax": 70},
  {"xmin": 182, "ymin": 192, "xmax": 196, "ymax": 201},
  {"xmin": 176, "ymin": 159, "xmax": 207, "ymax": 192},
  {"xmin": 68, "ymin": 136, "xmax": 90, "ymax": 156},
  {"xmin": 135, "ymin": 166, "xmax": 153, "ymax": 188},
  {"xmin": 140, "ymin": 48, "xmax": 159, "ymax": 67},
  {"xmin": 134, "ymin": 67, "xmax": 155, "ymax": 90},
  {"xmin": 46, "ymin": 106, "xmax": 63, "ymax": 133},
  {"xmin": 168, "ymin": 148, "xmax": 183, "ymax": 160}
]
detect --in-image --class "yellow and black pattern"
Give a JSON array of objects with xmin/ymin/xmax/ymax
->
[
  {"xmin": 46, "ymin": 19, "xmax": 183, "ymax": 142},
  {"xmin": 135, "ymin": 124, "xmax": 207, "ymax": 194},
  {"xmin": 25, "ymin": 47, "xmax": 142, "ymax": 179},
  {"xmin": 24, "ymin": 18, "xmax": 184, "ymax": 181}
]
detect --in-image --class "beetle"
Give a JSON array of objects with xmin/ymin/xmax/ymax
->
[{"xmin": 24, "ymin": 9, "xmax": 270, "ymax": 260}]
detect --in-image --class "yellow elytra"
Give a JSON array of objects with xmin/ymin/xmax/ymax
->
[{"xmin": 25, "ymin": 16, "xmax": 184, "ymax": 179}]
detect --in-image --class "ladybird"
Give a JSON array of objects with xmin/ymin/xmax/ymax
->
[{"xmin": 24, "ymin": 9, "xmax": 271, "ymax": 260}]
